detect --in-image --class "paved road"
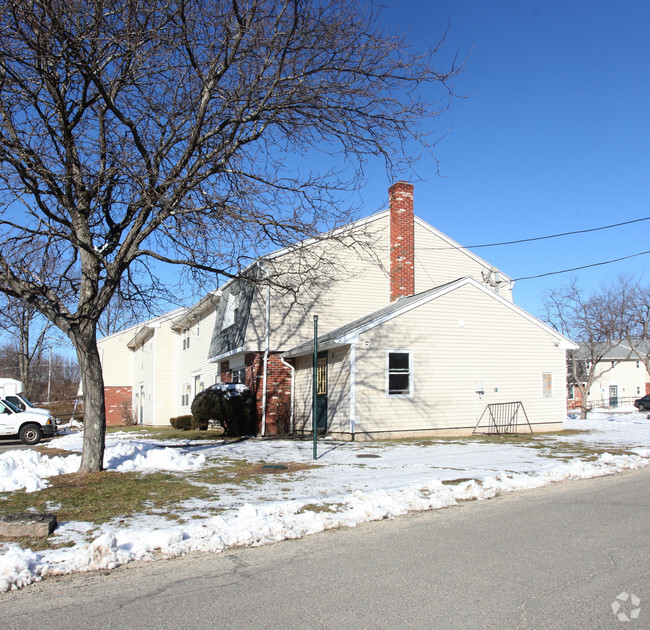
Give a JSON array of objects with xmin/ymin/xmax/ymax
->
[
  {"xmin": 2, "ymin": 469, "xmax": 649, "ymax": 629},
  {"xmin": 0, "ymin": 437, "xmax": 57, "ymax": 454}
]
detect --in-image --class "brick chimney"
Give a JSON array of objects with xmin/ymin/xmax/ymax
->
[{"xmin": 389, "ymin": 181, "xmax": 415, "ymax": 301}]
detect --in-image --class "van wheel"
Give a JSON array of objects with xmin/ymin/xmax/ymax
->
[{"xmin": 19, "ymin": 424, "xmax": 42, "ymax": 445}]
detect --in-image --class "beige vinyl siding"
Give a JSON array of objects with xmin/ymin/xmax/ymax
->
[
  {"xmin": 132, "ymin": 321, "xmax": 182, "ymax": 426},
  {"xmin": 293, "ymin": 347, "xmax": 352, "ymax": 434},
  {"xmin": 151, "ymin": 325, "xmax": 180, "ymax": 425},
  {"xmin": 325, "ymin": 346, "xmax": 351, "ymax": 433},
  {"xmin": 351, "ymin": 283, "xmax": 566, "ymax": 436},
  {"xmin": 293, "ymin": 354, "xmax": 313, "ymax": 432},
  {"xmin": 246, "ymin": 217, "xmax": 391, "ymax": 352},
  {"xmin": 243, "ymin": 213, "xmax": 513, "ymax": 357},
  {"xmin": 413, "ymin": 219, "xmax": 513, "ymax": 301},
  {"xmin": 97, "ymin": 328, "xmax": 137, "ymax": 387},
  {"xmin": 177, "ymin": 308, "xmax": 220, "ymax": 414},
  {"xmin": 133, "ymin": 332, "xmax": 156, "ymax": 425}
]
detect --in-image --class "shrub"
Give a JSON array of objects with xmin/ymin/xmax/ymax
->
[
  {"xmin": 170, "ymin": 415, "xmax": 193, "ymax": 430},
  {"xmin": 190, "ymin": 413, "xmax": 209, "ymax": 431},
  {"xmin": 191, "ymin": 383, "xmax": 256, "ymax": 436}
]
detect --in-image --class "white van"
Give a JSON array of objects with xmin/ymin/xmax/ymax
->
[
  {"xmin": 0, "ymin": 399, "xmax": 57, "ymax": 445},
  {"xmin": 4, "ymin": 394, "xmax": 51, "ymax": 417}
]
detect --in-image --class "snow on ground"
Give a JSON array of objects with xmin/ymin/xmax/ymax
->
[{"xmin": 1, "ymin": 410, "xmax": 650, "ymax": 592}]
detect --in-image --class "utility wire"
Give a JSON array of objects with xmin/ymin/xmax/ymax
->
[
  {"xmin": 425, "ymin": 215, "xmax": 650, "ymax": 250},
  {"xmin": 514, "ymin": 249, "xmax": 650, "ymax": 281}
]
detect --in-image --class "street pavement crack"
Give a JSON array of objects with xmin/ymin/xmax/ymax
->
[{"xmin": 515, "ymin": 548, "xmax": 618, "ymax": 629}]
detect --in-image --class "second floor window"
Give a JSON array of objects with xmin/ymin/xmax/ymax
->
[{"xmin": 222, "ymin": 293, "xmax": 241, "ymax": 330}]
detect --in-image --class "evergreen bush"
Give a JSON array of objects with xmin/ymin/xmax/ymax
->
[
  {"xmin": 191, "ymin": 383, "xmax": 255, "ymax": 436},
  {"xmin": 169, "ymin": 415, "xmax": 193, "ymax": 430}
]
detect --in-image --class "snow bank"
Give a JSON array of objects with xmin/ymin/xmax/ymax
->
[
  {"xmin": 1, "ymin": 412, "xmax": 649, "ymax": 592},
  {"xmin": 0, "ymin": 438, "xmax": 205, "ymax": 493}
]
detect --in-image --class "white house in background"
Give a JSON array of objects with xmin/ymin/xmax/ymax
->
[
  {"xmin": 570, "ymin": 341, "xmax": 650, "ymax": 409},
  {"xmin": 95, "ymin": 182, "xmax": 577, "ymax": 435}
]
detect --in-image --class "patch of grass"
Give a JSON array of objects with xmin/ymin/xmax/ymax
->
[
  {"xmin": 297, "ymin": 502, "xmax": 338, "ymax": 514},
  {"xmin": 0, "ymin": 471, "xmax": 214, "ymax": 525},
  {"xmin": 106, "ymin": 426, "xmax": 226, "ymax": 441},
  {"xmin": 441, "ymin": 478, "xmax": 476, "ymax": 486},
  {"xmin": 0, "ymin": 458, "xmax": 320, "ymax": 551}
]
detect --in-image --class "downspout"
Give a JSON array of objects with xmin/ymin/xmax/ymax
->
[
  {"xmin": 280, "ymin": 356, "xmax": 295, "ymax": 434},
  {"xmin": 350, "ymin": 343, "xmax": 356, "ymax": 440},
  {"xmin": 260, "ymin": 266, "xmax": 271, "ymax": 437}
]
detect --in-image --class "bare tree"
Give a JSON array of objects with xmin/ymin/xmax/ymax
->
[
  {"xmin": 0, "ymin": 0, "xmax": 460, "ymax": 471},
  {"xmin": 543, "ymin": 279, "xmax": 627, "ymax": 418},
  {"xmin": 0, "ymin": 295, "xmax": 57, "ymax": 398}
]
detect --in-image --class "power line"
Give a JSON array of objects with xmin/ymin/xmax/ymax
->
[
  {"xmin": 514, "ymin": 249, "xmax": 650, "ymax": 281},
  {"xmin": 425, "ymin": 215, "xmax": 650, "ymax": 250}
]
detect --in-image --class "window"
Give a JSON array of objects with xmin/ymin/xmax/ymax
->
[
  {"xmin": 194, "ymin": 374, "xmax": 203, "ymax": 395},
  {"xmin": 638, "ymin": 387, "xmax": 641, "ymax": 395},
  {"xmin": 232, "ymin": 367, "xmax": 246, "ymax": 384},
  {"xmin": 568, "ymin": 385, "xmax": 574, "ymax": 400},
  {"xmin": 637, "ymin": 361, "xmax": 640, "ymax": 368},
  {"xmin": 542, "ymin": 373, "xmax": 553, "ymax": 398},
  {"xmin": 182, "ymin": 328, "xmax": 190, "ymax": 351},
  {"xmin": 181, "ymin": 383, "xmax": 191, "ymax": 407},
  {"xmin": 387, "ymin": 351, "xmax": 412, "ymax": 396},
  {"xmin": 222, "ymin": 293, "xmax": 240, "ymax": 330}
]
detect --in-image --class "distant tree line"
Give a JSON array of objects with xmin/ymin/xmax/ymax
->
[
  {"xmin": 543, "ymin": 274, "xmax": 650, "ymax": 418},
  {"xmin": 0, "ymin": 342, "xmax": 80, "ymax": 402}
]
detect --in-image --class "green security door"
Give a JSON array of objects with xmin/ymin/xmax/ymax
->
[{"xmin": 316, "ymin": 351, "xmax": 328, "ymax": 432}]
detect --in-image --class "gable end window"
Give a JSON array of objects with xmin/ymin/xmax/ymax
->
[
  {"xmin": 387, "ymin": 351, "xmax": 412, "ymax": 396},
  {"xmin": 222, "ymin": 293, "xmax": 241, "ymax": 330},
  {"xmin": 542, "ymin": 372, "xmax": 553, "ymax": 398}
]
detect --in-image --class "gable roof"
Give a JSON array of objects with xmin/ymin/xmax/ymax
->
[
  {"xmin": 126, "ymin": 307, "xmax": 186, "ymax": 350},
  {"xmin": 282, "ymin": 276, "xmax": 576, "ymax": 358},
  {"xmin": 212, "ymin": 207, "xmax": 512, "ymax": 296},
  {"xmin": 171, "ymin": 290, "xmax": 221, "ymax": 331},
  {"xmin": 575, "ymin": 340, "xmax": 650, "ymax": 360}
]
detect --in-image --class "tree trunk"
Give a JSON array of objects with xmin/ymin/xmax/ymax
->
[{"xmin": 73, "ymin": 327, "xmax": 106, "ymax": 473}]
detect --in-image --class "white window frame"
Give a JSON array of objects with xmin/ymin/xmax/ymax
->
[
  {"xmin": 193, "ymin": 373, "xmax": 204, "ymax": 396},
  {"xmin": 231, "ymin": 367, "xmax": 246, "ymax": 384},
  {"xmin": 182, "ymin": 327, "xmax": 190, "ymax": 351},
  {"xmin": 222, "ymin": 293, "xmax": 240, "ymax": 330},
  {"xmin": 181, "ymin": 382, "xmax": 191, "ymax": 407},
  {"xmin": 386, "ymin": 350, "xmax": 413, "ymax": 398}
]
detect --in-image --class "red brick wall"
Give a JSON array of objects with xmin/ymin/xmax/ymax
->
[
  {"xmin": 220, "ymin": 353, "xmax": 293, "ymax": 435},
  {"xmin": 104, "ymin": 386, "xmax": 133, "ymax": 426},
  {"xmin": 389, "ymin": 181, "xmax": 415, "ymax": 302}
]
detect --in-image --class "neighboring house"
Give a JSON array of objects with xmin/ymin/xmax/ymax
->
[
  {"xmin": 569, "ymin": 341, "xmax": 650, "ymax": 410},
  {"xmin": 95, "ymin": 182, "xmax": 576, "ymax": 435}
]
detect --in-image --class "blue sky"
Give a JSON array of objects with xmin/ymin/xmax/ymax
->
[{"xmin": 354, "ymin": 0, "xmax": 650, "ymax": 317}]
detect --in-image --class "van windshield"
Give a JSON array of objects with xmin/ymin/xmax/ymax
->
[{"xmin": 2, "ymin": 399, "xmax": 20, "ymax": 413}]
